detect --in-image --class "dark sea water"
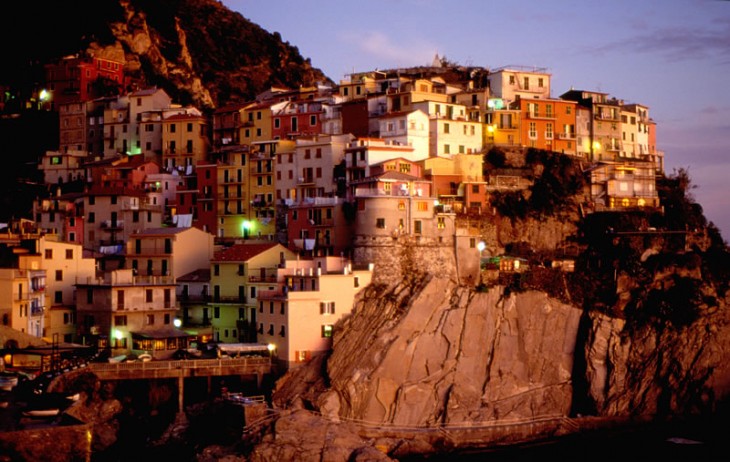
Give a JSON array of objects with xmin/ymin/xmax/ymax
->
[{"xmin": 400, "ymin": 417, "xmax": 729, "ymax": 461}]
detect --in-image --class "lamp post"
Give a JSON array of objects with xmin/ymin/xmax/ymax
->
[
  {"xmin": 477, "ymin": 241, "xmax": 486, "ymax": 286},
  {"xmin": 241, "ymin": 220, "xmax": 252, "ymax": 239}
]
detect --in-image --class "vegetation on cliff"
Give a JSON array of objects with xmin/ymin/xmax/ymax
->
[{"xmin": 1, "ymin": 0, "xmax": 330, "ymax": 109}]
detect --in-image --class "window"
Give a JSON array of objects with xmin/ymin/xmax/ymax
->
[
  {"xmin": 45, "ymin": 249, "xmax": 53, "ymax": 259},
  {"xmin": 443, "ymin": 123, "xmax": 450, "ymax": 134},
  {"xmin": 437, "ymin": 217, "xmax": 446, "ymax": 229},
  {"xmin": 146, "ymin": 289, "xmax": 153, "ymax": 303},
  {"xmin": 310, "ymin": 115, "xmax": 317, "ymax": 126},
  {"xmin": 117, "ymin": 290, "xmax": 125, "ymax": 310},
  {"xmin": 146, "ymin": 314, "xmax": 155, "ymax": 325},
  {"xmin": 114, "ymin": 315, "xmax": 127, "ymax": 326},
  {"xmin": 322, "ymin": 324, "xmax": 333, "ymax": 338},
  {"xmin": 66, "ymin": 249, "xmax": 73, "ymax": 259},
  {"xmin": 280, "ymin": 325, "xmax": 286, "ymax": 337},
  {"xmin": 55, "ymin": 270, "xmax": 63, "ymax": 281},
  {"xmin": 417, "ymin": 201, "xmax": 428, "ymax": 212},
  {"xmin": 214, "ymin": 264, "xmax": 220, "ymax": 276},
  {"xmin": 546, "ymin": 123, "xmax": 553, "ymax": 139},
  {"xmin": 214, "ymin": 306, "xmax": 220, "ymax": 318},
  {"xmin": 320, "ymin": 301, "xmax": 335, "ymax": 315},
  {"xmin": 54, "ymin": 291, "xmax": 63, "ymax": 304},
  {"xmin": 170, "ymin": 124, "xmax": 176, "ymax": 133},
  {"xmin": 414, "ymin": 220, "xmax": 422, "ymax": 234},
  {"xmin": 529, "ymin": 122, "xmax": 537, "ymax": 140},
  {"xmin": 88, "ymin": 212, "xmax": 95, "ymax": 223},
  {"xmin": 376, "ymin": 218, "xmax": 385, "ymax": 229},
  {"xmin": 274, "ymin": 118, "xmax": 280, "ymax": 128}
]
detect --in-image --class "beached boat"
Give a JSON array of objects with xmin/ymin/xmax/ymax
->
[
  {"xmin": 22, "ymin": 408, "xmax": 60, "ymax": 418},
  {"xmin": 0, "ymin": 374, "xmax": 18, "ymax": 391}
]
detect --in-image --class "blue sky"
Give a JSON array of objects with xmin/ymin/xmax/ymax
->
[{"xmin": 224, "ymin": 0, "xmax": 730, "ymax": 239}]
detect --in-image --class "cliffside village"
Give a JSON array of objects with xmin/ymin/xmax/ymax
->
[{"xmin": 0, "ymin": 54, "xmax": 664, "ymax": 371}]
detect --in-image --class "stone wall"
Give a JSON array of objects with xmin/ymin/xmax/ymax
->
[{"xmin": 0, "ymin": 420, "xmax": 92, "ymax": 462}]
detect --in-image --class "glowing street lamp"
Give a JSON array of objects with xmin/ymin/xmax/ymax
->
[
  {"xmin": 173, "ymin": 318, "xmax": 182, "ymax": 328},
  {"xmin": 241, "ymin": 220, "xmax": 252, "ymax": 239}
]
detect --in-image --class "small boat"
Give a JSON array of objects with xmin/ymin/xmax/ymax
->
[
  {"xmin": 0, "ymin": 374, "xmax": 19, "ymax": 391},
  {"xmin": 138, "ymin": 353, "xmax": 152, "ymax": 362},
  {"xmin": 22, "ymin": 408, "xmax": 60, "ymax": 418}
]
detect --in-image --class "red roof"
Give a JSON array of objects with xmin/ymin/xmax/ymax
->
[{"xmin": 213, "ymin": 243, "xmax": 280, "ymax": 262}]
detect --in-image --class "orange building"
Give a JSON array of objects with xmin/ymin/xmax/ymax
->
[{"xmin": 517, "ymin": 98, "xmax": 578, "ymax": 155}]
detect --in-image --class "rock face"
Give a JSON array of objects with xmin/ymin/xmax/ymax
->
[
  {"xmin": 321, "ymin": 278, "xmax": 581, "ymax": 425},
  {"xmin": 262, "ymin": 265, "xmax": 730, "ymax": 460}
]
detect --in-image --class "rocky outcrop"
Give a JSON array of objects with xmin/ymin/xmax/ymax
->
[
  {"xmin": 261, "ymin": 264, "xmax": 730, "ymax": 460},
  {"xmin": 321, "ymin": 278, "xmax": 581, "ymax": 425}
]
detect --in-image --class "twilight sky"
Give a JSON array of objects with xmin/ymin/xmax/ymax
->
[{"xmin": 224, "ymin": 0, "xmax": 730, "ymax": 240}]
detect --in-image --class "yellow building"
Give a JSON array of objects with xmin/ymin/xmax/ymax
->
[
  {"xmin": 240, "ymin": 101, "xmax": 273, "ymax": 145},
  {"xmin": 161, "ymin": 112, "xmax": 210, "ymax": 171},
  {"xmin": 0, "ymin": 255, "xmax": 45, "ymax": 338},
  {"xmin": 39, "ymin": 237, "xmax": 96, "ymax": 343},
  {"xmin": 215, "ymin": 147, "xmax": 250, "ymax": 239},
  {"xmin": 209, "ymin": 242, "xmax": 296, "ymax": 344}
]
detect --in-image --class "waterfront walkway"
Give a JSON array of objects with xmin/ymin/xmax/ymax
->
[{"xmin": 74, "ymin": 357, "xmax": 272, "ymax": 412}]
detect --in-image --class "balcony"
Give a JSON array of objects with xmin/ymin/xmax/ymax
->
[
  {"xmin": 100, "ymin": 220, "xmax": 124, "ymax": 230},
  {"xmin": 558, "ymin": 132, "xmax": 576, "ymax": 140},
  {"xmin": 249, "ymin": 274, "xmax": 278, "ymax": 283},
  {"xmin": 525, "ymin": 111, "xmax": 555, "ymax": 120},
  {"xmin": 297, "ymin": 177, "xmax": 315, "ymax": 185},
  {"xmin": 594, "ymin": 113, "xmax": 620, "ymax": 122},
  {"xmin": 211, "ymin": 295, "xmax": 247, "ymax": 304}
]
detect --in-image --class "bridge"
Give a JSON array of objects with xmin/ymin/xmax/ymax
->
[{"xmin": 82, "ymin": 357, "xmax": 273, "ymax": 412}]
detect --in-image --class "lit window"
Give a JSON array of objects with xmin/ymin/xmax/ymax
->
[{"xmin": 322, "ymin": 325, "xmax": 333, "ymax": 338}]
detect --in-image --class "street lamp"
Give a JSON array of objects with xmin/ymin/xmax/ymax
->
[
  {"xmin": 241, "ymin": 220, "xmax": 252, "ymax": 239},
  {"xmin": 476, "ymin": 241, "xmax": 486, "ymax": 286}
]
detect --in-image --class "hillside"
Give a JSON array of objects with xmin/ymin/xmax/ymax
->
[
  {"xmin": 0, "ymin": 0, "xmax": 331, "ymax": 110},
  {"xmin": 0, "ymin": 0, "xmax": 331, "ymax": 222}
]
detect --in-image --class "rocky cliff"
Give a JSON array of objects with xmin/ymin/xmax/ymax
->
[
  {"xmin": 243, "ymin": 167, "xmax": 730, "ymax": 461},
  {"xmin": 2, "ymin": 0, "xmax": 331, "ymax": 110}
]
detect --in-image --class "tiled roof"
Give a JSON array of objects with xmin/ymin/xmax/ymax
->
[
  {"xmin": 177, "ymin": 268, "xmax": 211, "ymax": 282},
  {"xmin": 353, "ymin": 170, "xmax": 425, "ymax": 184},
  {"xmin": 130, "ymin": 227, "xmax": 191, "ymax": 236},
  {"xmin": 213, "ymin": 242, "xmax": 279, "ymax": 262}
]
